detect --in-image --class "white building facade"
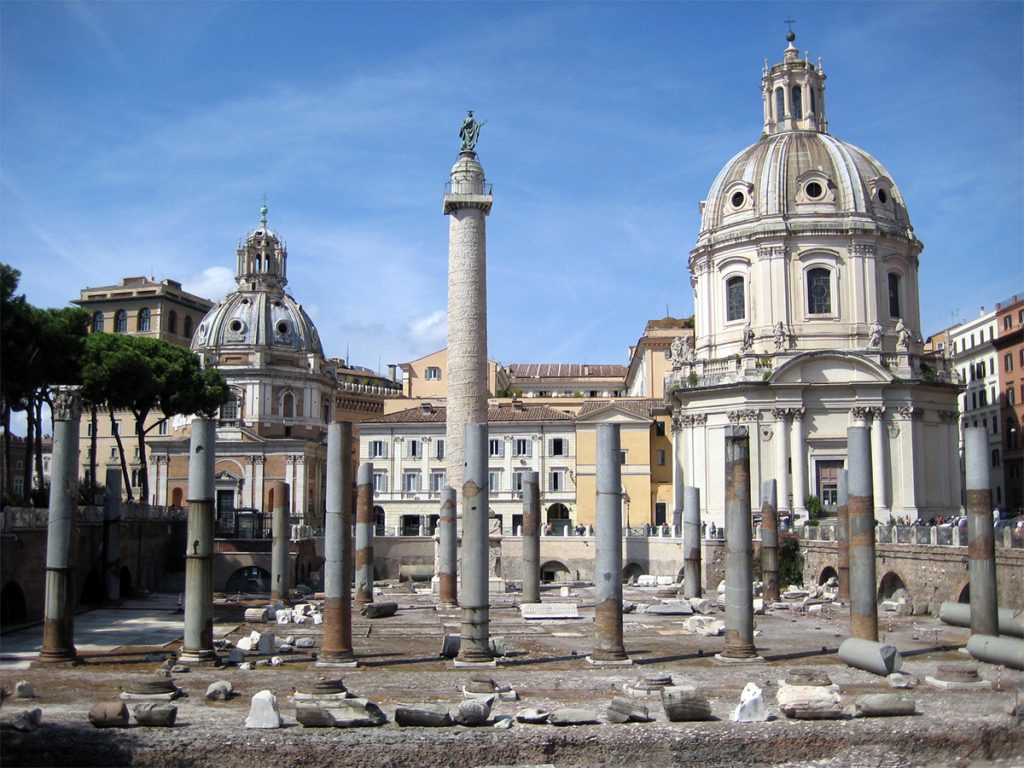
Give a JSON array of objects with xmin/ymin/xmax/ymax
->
[
  {"xmin": 667, "ymin": 33, "xmax": 962, "ymax": 527},
  {"xmin": 949, "ymin": 308, "xmax": 1004, "ymax": 508},
  {"xmin": 359, "ymin": 403, "xmax": 577, "ymax": 534}
]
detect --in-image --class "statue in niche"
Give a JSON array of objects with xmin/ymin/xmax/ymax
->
[
  {"xmin": 773, "ymin": 321, "xmax": 788, "ymax": 351},
  {"xmin": 895, "ymin": 318, "xmax": 912, "ymax": 351},
  {"xmin": 741, "ymin": 324, "xmax": 755, "ymax": 352},
  {"xmin": 459, "ymin": 110, "xmax": 486, "ymax": 152},
  {"xmin": 867, "ymin": 321, "xmax": 883, "ymax": 349}
]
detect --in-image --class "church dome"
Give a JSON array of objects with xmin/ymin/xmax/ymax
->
[
  {"xmin": 698, "ymin": 131, "xmax": 913, "ymax": 238},
  {"xmin": 191, "ymin": 206, "xmax": 324, "ymax": 357}
]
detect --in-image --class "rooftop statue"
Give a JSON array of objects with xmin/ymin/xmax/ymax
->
[{"xmin": 459, "ymin": 110, "xmax": 486, "ymax": 152}]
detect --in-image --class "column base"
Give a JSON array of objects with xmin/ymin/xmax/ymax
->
[
  {"xmin": 453, "ymin": 658, "xmax": 498, "ymax": 668},
  {"xmin": 314, "ymin": 658, "xmax": 359, "ymax": 669},
  {"xmin": 177, "ymin": 649, "xmax": 220, "ymax": 666},
  {"xmin": 35, "ymin": 649, "xmax": 79, "ymax": 666},
  {"xmin": 586, "ymin": 655, "xmax": 632, "ymax": 666},
  {"xmin": 714, "ymin": 653, "xmax": 765, "ymax": 665}
]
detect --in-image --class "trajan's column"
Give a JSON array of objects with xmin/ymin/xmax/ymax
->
[{"xmin": 443, "ymin": 112, "xmax": 492, "ymax": 494}]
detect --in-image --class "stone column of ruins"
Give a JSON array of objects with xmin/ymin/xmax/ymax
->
[
  {"xmin": 179, "ymin": 418, "xmax": 218, "ymax": 665},
  {"xmin": 319, "ymin": 421, "xmax": 355, "ymax": 666},
  {"xmin": 103, "ymin": 467, "xmax": 122, "ymax": 605},
  {"xmin": 438, "ymin": 486, "xmax": 458, "ymax": 608},
  {"xmin": 589, "ymin": 423, "xmax": 630, "ymax": 665},
  {"xmin": 717, "ymin": 427, "xmax": 760, "ymax": 662},
  {"xmin": 39, "ymin": 386, "xmax": 82, "ymax": 664},
  {"xmin": 457, "ymin": 423, "xmax": 493, "ymax": 665},
  {"xmin": 760, "ymin": 479, "xmax": 779, "ymax": 602},
  {"xmin": 672, "ymin": 411, "xmax": 685, "ymax": 535},
  {"xmin": 521, "ymin": 470, "xmax": 541, "ymax": 604},
  {"xmin": 682, "ymin": 486, "xmax": 702, "ymax": 599},
  {"xmin": 270, "ymin": 481, "xmax": 290, "ymax": 604},
  {"xmin": 847, "ymin": 425, "xmax": 878, "ymax": 641},
  {"xmin": 964, "ymin": 427, "xmax": 998, "ymax": 637},
  {"xmin": 836, "ymin": 469, "xmax": 850, "ymax": 601},
  {"xmin": 354, "ymin": 462, "xmax": 375, "ymax": 608}
]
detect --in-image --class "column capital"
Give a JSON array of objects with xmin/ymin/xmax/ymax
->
[
  {"xmin": 789, "ymin": 407, "xmax": 805, "ymax": 421},
  {"xmin": 870, "ymin": 406, "xmax": 886, "ymax": 419},
  {"xmin": 727, "ymin": 409, "xmax": 760, "ymax": 424},
  {"xmin": 771, "ymin": 407, "xmax": 790, "ymax": 421},
  {"xmin": 896, "ymin": 405, "xmax": 916, "ymax": 420},
  {"xmin": 50, "ymin": 385, "xmax": 82, "ymax": 421},
  {"xmin": 850, "ymin": 406, "xmax": 872, "ymax": 423}
]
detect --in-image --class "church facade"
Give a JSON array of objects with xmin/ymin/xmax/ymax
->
[{"xmin": 667, "ymin": 34, "xmax": 962, "ymax": 526}]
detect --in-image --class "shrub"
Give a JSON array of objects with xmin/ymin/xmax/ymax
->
[{"xmin": 778, "ymin": 533, "xmax": 803, "ymax": 588}]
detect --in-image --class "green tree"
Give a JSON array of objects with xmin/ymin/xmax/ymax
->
[{"xmin": 81, "ymin": 333, "xmax": 228, "ymax": 502}]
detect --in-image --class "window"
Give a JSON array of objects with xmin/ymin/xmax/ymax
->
[
  {"xmin": 806, "ymin": 267, "xmax": 832, "ymax": 314},
  {"xmin": 489, "ymin": 439, "xmax": 504, "ymax": 458},
  {"xmin": 1008, "ymin": 420, "xmax": 1019, "ymax": 451},
  {"xmin": 726, "ymin": 276, "xmax": 745, "ymax": 321},
  {"xmin": 488, "ymin": 471, "xmax": 501, "ymax": 492},
  {"xmin": 810, "ymin": 87, "xmax": 817, "ymax": 115},
  {"xmin": 86, "ymin": 423, "xmax": 93, "ymax": 437},
  {"xmin": 368, "ymin": 440, "xmax": 387, "ymax": 459},
  {"xmin": 992, "ymin": 450, "xmax": 1001, "ymax": 468},
  {"xmin": 115, "ymin": 310, "xmax": 128, "ymax": 333},
  {"xmin": 430, "ymin": 471, "xmax": 446, "ymax": 493},
  {"xmin": 993, "ymin": 418, "xmax": 999, "ymax": 434},
  {"xmin": 514, "ymin": 438, "xmax": 531, "ymax": 457},
  {"xmin": 221, "ymin": 392, "xmax": 239, "ymax": 421},
  {"xmin": 512, "ymin": 471, "xmax": 525, "ymax": 492},
  {"xmin": 989, "ymin": 359, "xmax": 995, "ymax": 376},
  {"xmin": 435, "ymin": 439, "xmax": 445, "ymax": 460},
  {"xmin": 791, "ymin": 85, "xmax": 803, "ymax": 119},
  {"xmin": 550, "ymin": 438, "xmax": 568, "ymax": 456},
  {"xmin": 183, "ymin": 316, "xmax": 193, "ymax": 339},
  {"xmin": 92, "ymin": 311, "xmax": 104, "ymax": 332},
  {"xmin": 1005, "ymin": 353, "xmax": 1014, "ymax": 373},
  {"xmin": 657, "ymin": 449, "xmax": 666, "ymax": 466},
  {"xmin": 655, "ymin": 420, "xmax": 666, "ymax": 436},
  {"xmin": 1020, "ymin": 349, "xmax": 1024, "ymax": 366},
  {"xmin": 971, "ymin": 392, "xmax": 977, "ymax": 410},
  {"xmin": 980, "ymin": 390, "xmax": 987, "ymax": 407},
  {"xmin": 619, "ymin": 450, "xmax": 628, "ymax": 465},
  {"xmin": 138, "ymin": 308, "xmax": 151, "ymax": 332},
  {"xmin": 282, "ymin": 392, "xmax": 294, "ymax": 419},
  {"xmin": 406, "ymin": 439, "xmax": 421, "ymax": 459},
  {"xmin": 167, "ymin": 311, "xmax": 177, "ymax": 334},
  {"xmin": 131, "ymin": 469, "xmax": 142, "ymax": 488},
  {"xmin": 110, "ymin": 446, "xmax": 118, "ymax": 459},
  {"xmin": 372, "ymin": 471, "xmax": 387, "ymax": 493},
  {"xmin": 402, "ymin": 471, "xmax": 420, "ymax": 493},
  {"xmin": 887, "ymin": 273, "xmax": 901, "ymax": 318},
  {"xmin": 1005, "ymin": 316, "xmax": 1013, "ymax": 331},
  {"xmin": 775, "ymin": 87, "xmax": 785, "ymax": 121},
  {"xmin": 158, "ymin": 421, "xmax": 168, "ymax": 435},
  {"xmin": 549, "ymin": 469, "xmax": 566, "ymax": 492},
  {"xmin": 425, "ymin": 366, "xmax": 441, "ymax": 381},
  {"xmin": 112, "ymin": 421, "xmax": 120, "ymax": 435}
]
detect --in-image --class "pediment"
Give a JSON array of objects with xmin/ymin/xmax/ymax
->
[
  {"xmin": 768, "ymin": 351, "xmax": 893, "ymax": 385},
  {"xmin": 575, "ymin": 404, "xmax": 653, "ymax": 425}
]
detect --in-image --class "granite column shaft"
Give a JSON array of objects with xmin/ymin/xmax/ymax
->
[
  {"xmin": 721, "ymin": 428, "xmax": 757, "ymax": 659},
  {"xmin": 760, "ymin": 479, "xmax": 779, "ymax": 602},
  {"xmin": 180, "ymin": 418, "xmax": 217, "ymax": 664},
  {"xmin": 521, "ymin": 470, "xmax": 541, "ymax": 604},
  {"xmin": 964, "ymin": 427, "xmax": 998, "ymax": 637},
  {"xmin": 320, "ymin": 422, "xmax": 354, "ymax": 663},
  {"xmin": 457, "ymin": 423, "xmax": 492, "ymax": 663},
  {"xmin": 592, "ymin": 423, "xmax": 628, "ymax": 662},
  {"xmin": 354, "ymin": 462, "xmax": 375, "ymax": 607},
  {"xmin": 847, "ymin": 426, "xmax": 877, "ymax": 642},
  {"xmin": 836, "ymin": 469, "xmax": 850, "ymax": 601},
  {"xmin": 270, "ymin": 481, "xmax": 290, "ymax": 603},
  {"xmin": 682, "ymin": 486, "xmax": 702, "ymax": 599},
  {"xmin": 438, "ymin": 487, "xmax": 458, "ymax": 607}
]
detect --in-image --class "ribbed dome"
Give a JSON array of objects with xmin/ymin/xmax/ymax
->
[
  {"xmin": 191, "ymin": 289, "xmax": 323, "ymax": 356},
  {"xmin": 698, "ymin": 131, "xmax": 912, "ymax": 239}
]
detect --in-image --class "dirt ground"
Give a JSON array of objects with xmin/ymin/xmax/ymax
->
[{"xmin": 1, "ymin": 584, "xmax": 1022, "ymax": 768}]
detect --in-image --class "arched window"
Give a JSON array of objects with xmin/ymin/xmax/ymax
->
[
  {"xmin": 282, "ymin": 392, "xmax": 295, "ymax": 419},
  {"xmin": 138, "ymin": 308, "xmax": 151, "ymax": 332},
  {"xmin": 791, "ymin": 86, "xmax": 803, "ymax": 120},
  {"xmin": 115, "ymin": 310, "xmax": 128, "ymax": 333},
  {"xmin": 888, "ymin": 273, "xmax": 902, "ymax": 318},
  {"xmin": 775, "ymin": 87, "xmax": 785, "ymax": 121},
  {"xmin": 810, "ymin": 88, "xmax": 817, "ymax": 115},
  {"xmin": 183, "ymin": 316, "xmax": 193, "ymax": 339},
  {"xmin": 167, "ymin": 310, "xmax": 178, "ymax": 334},
  {"xmin": 807, "ymin": 267, "xmax": 832, "ymax": 315},
  {"xmin": 92, "ymin": 311, "xmax": 104, "ymax": 332},
  {"xmin": 726, "ymin": 276, "xmax": 745, "ymax": 321}
]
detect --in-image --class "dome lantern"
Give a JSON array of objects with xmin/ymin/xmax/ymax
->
[
  {"xmin": 761, "ymin": 28, "xmax": 828, "ymax": 136},
  {"xmin": 235, "ymin": 204, "xmax": 288, "ymax": 291}
]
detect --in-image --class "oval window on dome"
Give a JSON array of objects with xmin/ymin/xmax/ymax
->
[
  {"xmin": 229, "ymin": 319, "xmax": 244, "ymax": 333},
  {"xmin": 805, "ymin": 181, "xmax": 823, "ymax": 199},
  {"xmin": 276, "ymin": 321, "xmax": 290, "ymax": 336},
  {"xmin": 877, "ymin": 188, "xmax": 889, "ymax": 204},
  {"xmin": 730, "ymin": 191, "xmax": 746, "ymax": 209}
]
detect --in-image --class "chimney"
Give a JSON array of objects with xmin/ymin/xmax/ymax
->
[
  {"xmin": 387, "ymin": 364, "xmax": 397, "ymax": 381},
  {"xmin": 420, "ymin": 402, "xmax": 434, "ymax": 416},
  {"xmin": 511, "ymin": 398, "xmax": 524, "ymax": 412}
]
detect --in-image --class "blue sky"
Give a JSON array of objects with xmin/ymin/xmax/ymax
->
[{"xmin": 2, "ymin": 1, "xmax": 1022, "ymax": 376}]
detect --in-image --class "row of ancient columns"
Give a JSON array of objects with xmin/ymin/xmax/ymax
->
[{"xmin": 37, "ymin": 392, "xmax": 1005, "ymax": 671}]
